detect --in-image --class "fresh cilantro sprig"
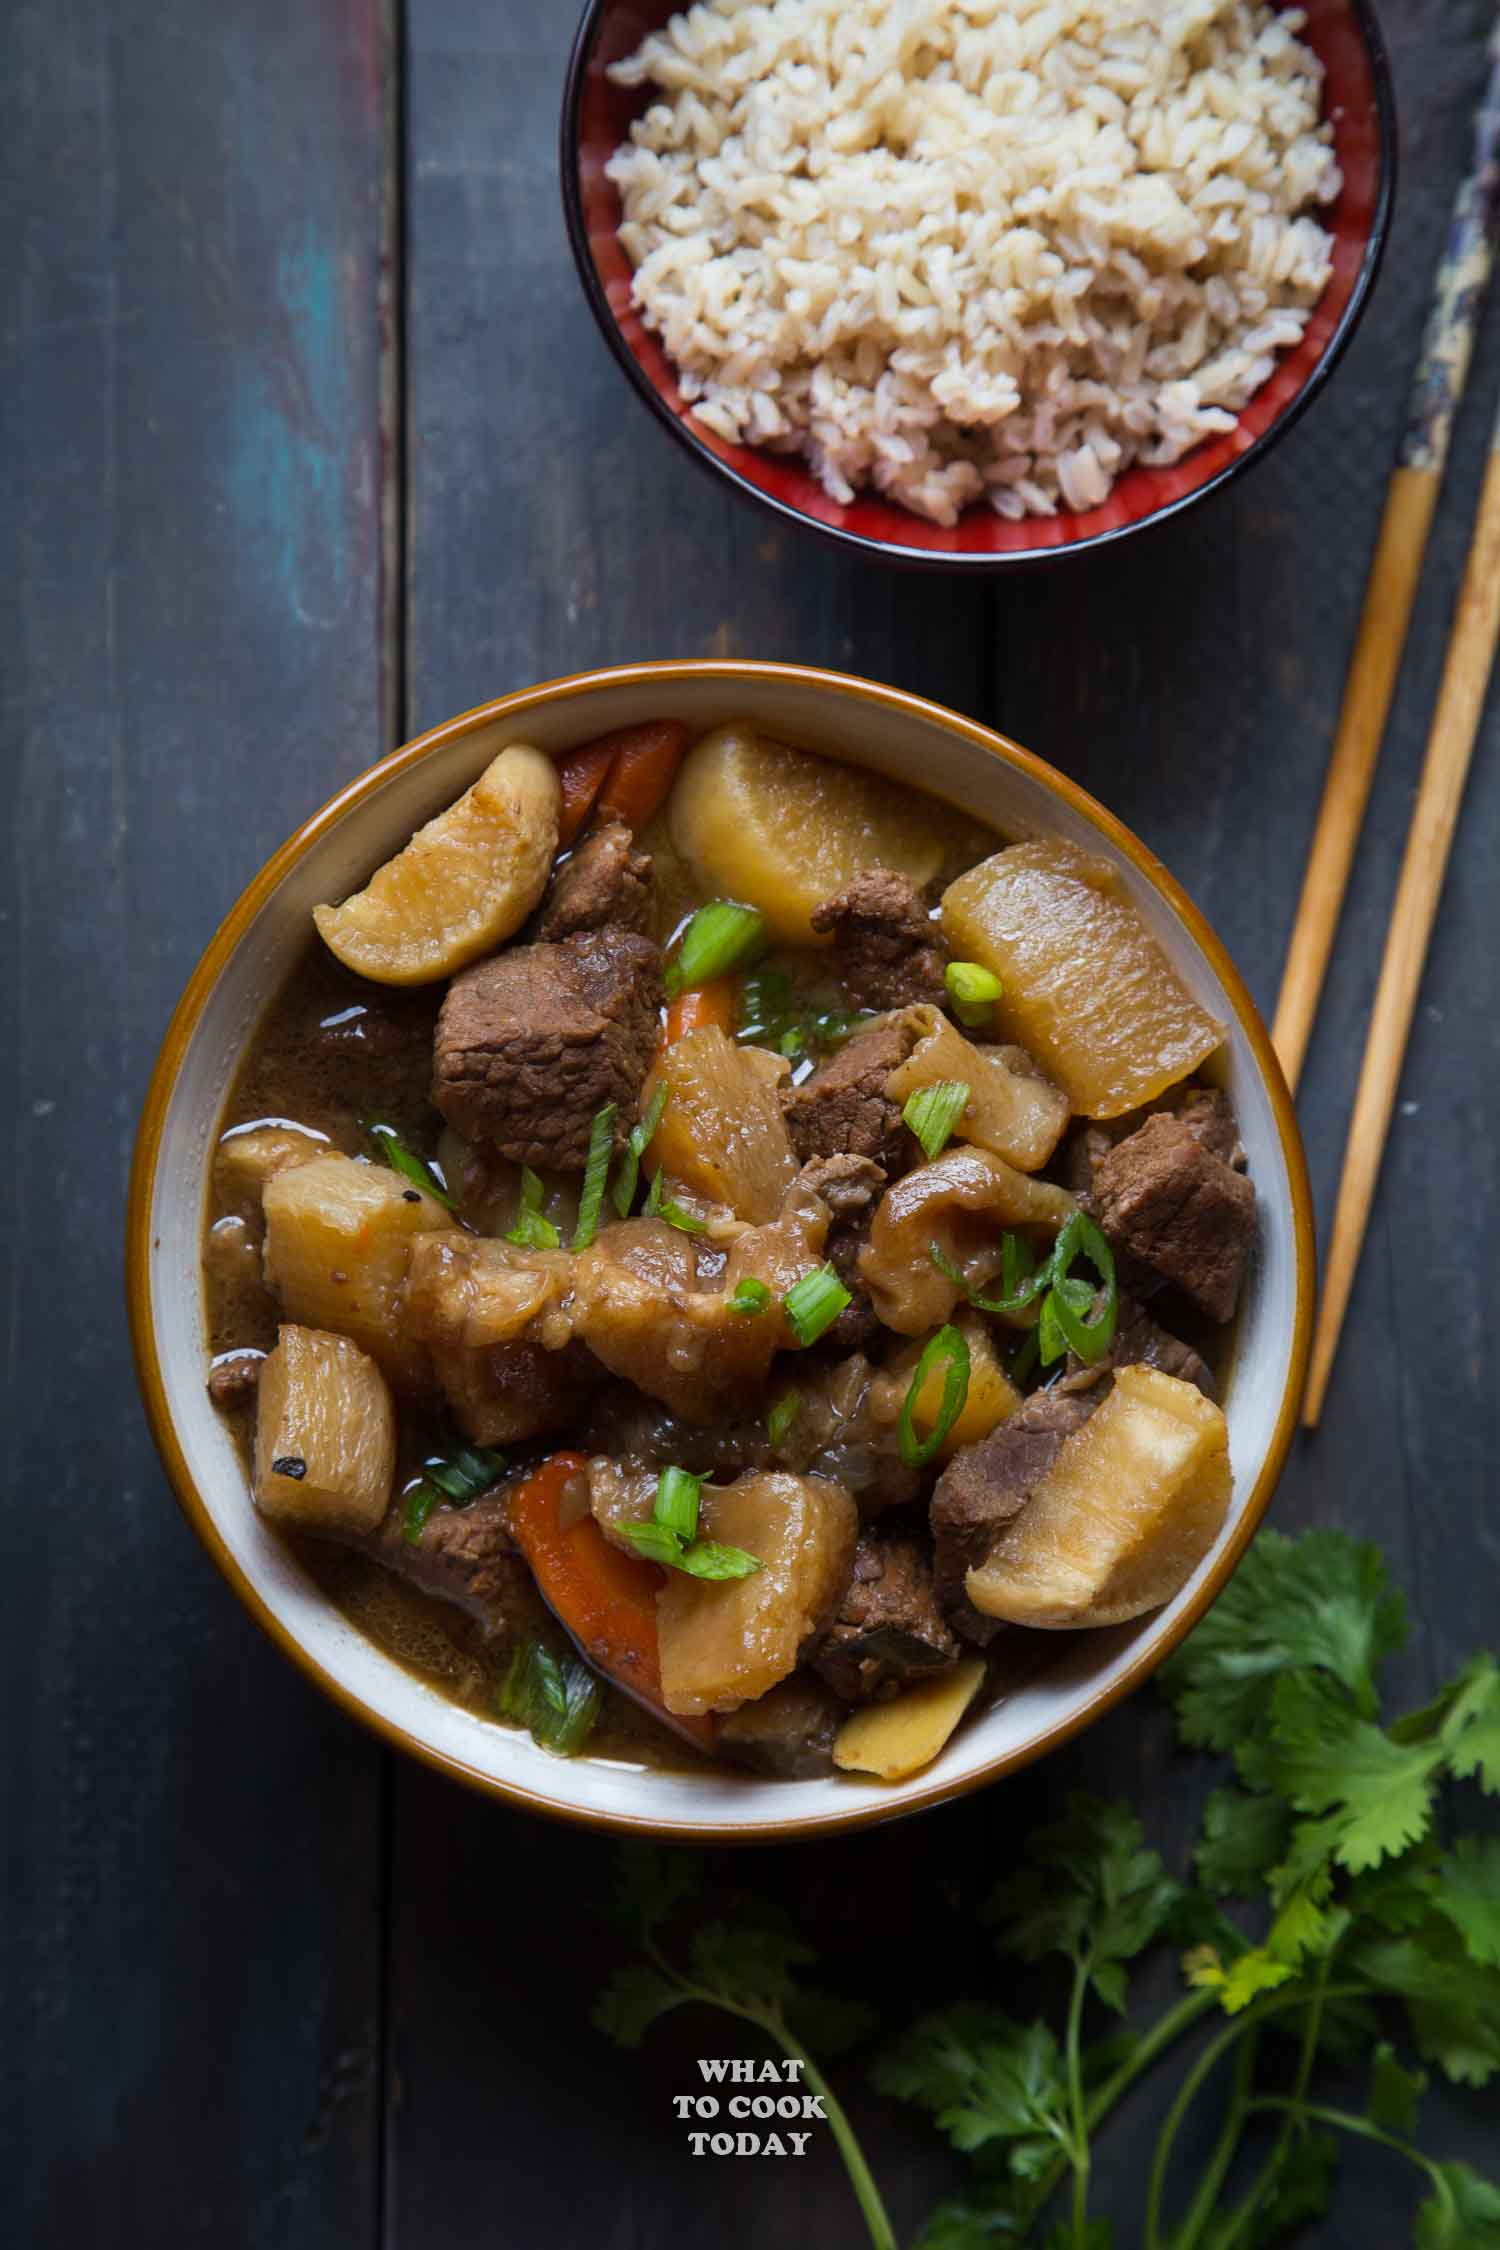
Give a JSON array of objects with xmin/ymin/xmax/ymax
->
[
  {"xmin": 593, "ymin": 1530, "xmax": 1499, "ymax": 2249},
  {"xmin": 594, "ymin": 1847, "xmax": 893, "ymax": 2250}
]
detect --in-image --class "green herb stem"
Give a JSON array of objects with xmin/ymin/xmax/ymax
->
[
  {"xmin": 1142, "ymin": 1985, "xmax": 1371, "ymax": 2250},
  {"xmin": 1065, "ymin": 1958, "xmax": 1092, "ymax": 2246},
  {"xmin": 778, "ymin": 2022, "xmax": 899, "ymax": 2250},
  {"xmin": 1168, "ymin": 2030, "xmax": 1258, "ymax": 2250},
  {"xmin": 1244, "ymin": 2099, "xmax": 1452, "ymax": 2198}
]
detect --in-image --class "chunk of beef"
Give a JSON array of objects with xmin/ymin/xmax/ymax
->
[
  {"xmin": 797, "ymin": 1152, "xmax": 886, "ymax": 1355},
  {"xmin": 783, "ymin": 1010, "xmax": 923, "ymax": 1173},
  {"xmin": 370, "ymin": 1488, "xmax": 547, "ymax": 1644},
  {"xmin": 930, "ymin": 1388, "xmax": 1101, "ymax": 1645},
  {"xmin": 435, "ymin": 1336, "xmax": 602, "ymax": 1448},
  {"xmin": 1058, "ymin": 1294, "xmax": 1216, "ymax": 1402},
  {"xmin": 812, "ymin": 1535, "xmax": 959, "ymax": 1702},
  {"xmin": 717, "ymin": 1673, "xmax": 843, "ymax": 1778},
  {"xmin": 207, "ymin": 1351, "xmax": 264, "ymax": 1409},
  {"xmin": 810, "ymin": 868, "xmax": 947, "ymax": 1011},
  {"xmin": 537, "ymin": 820, "xmax": 653, "ymax": 941},
  {"xmin": 433, "ymin": 928, "xmax": 663, "ymax": 1170},
  {"xmin": 1174, "ymin": 1085, "xmax": 1246, "ymax": 1171},
  {"xmin": 1092, "ymin": 1112, "xmax": 1255, "ymax": 1323}
]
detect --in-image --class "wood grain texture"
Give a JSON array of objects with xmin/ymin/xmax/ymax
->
[
  {"xmin": 3, "ymin": 0, "xmax": 1498, "ymax": 2246},
  {"xmin": 0, "ymin": 3, "xmax": 392, "ymax": 2242}
]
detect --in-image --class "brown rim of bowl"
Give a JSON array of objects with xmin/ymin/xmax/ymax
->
[
  {"xmin": 126, "ymin": 660, "xmax": 1316, "ymax": 1843},
  {"xmin": 559, "ymin": 0, "xmax": 1397, "ymax": 573}
]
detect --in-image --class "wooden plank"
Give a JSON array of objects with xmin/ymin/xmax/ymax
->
[
  {"xmin": 390, "ymin": 0, "xmax": 1498, "ymax": 2240},
  {"xmin": 0, "ymin": 3, "xmax": 392, "ymax": 2241}
]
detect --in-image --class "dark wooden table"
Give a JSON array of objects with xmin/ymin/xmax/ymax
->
[{"xmin": 4, "ymin": 3, "xmax": 1497, "ymax": 2242}]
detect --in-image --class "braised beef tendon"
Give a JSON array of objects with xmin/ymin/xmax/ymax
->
[{"xmin": 202, "ymin": 718, "xmax": 1255, "ymax": 1779}]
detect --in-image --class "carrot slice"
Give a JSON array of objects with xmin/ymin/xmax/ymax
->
[
  {"xmin": 592, "ymin": 721, "xmax": 690, "ymax": 831},
  {"xmin": 664, "ymin": 978, "xmax": 736, "ymax": 1043},
  {"xmin": 551, "ymin": 739, "xmax": 616, "ymax": 847},
  {"xmin": 507, "ymin": 1451, "xmax": 716, "ymax": 1753}
]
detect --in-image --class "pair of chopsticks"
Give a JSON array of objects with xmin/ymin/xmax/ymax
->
[{"xmin": 1273, "ymin": 27, "xmax": 1500, "ymax": 1428}]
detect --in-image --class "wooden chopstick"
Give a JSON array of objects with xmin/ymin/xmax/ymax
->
[
  {"xmin": 1272, "ymin": 31, "xmax": 1500, "ymax": 1096},
  {"xmin": 1303, "ymin": 402, "xmax": 1500, "ymax": 1427}
]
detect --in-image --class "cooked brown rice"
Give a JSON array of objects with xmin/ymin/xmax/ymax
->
[{"xmin": 607, "ymin": 0, "xmax": 1341, "ymax": 525}]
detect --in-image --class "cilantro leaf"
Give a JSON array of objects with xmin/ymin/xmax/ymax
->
[
  {"xmin": 1414, "ymin": 2161, "xmax": 1500, "ymax": 2249},
  {"xmin": 607, "ymin": 1842, "xmax": 703, "ymax": 1938},
  {"xmin": 1438, "ymin": 1654, "xmax": 1500, "ymax": 1793},
  {"xmin": 689, "ymin": 1916, "xmax": 812, "ymax": 2020},
  {"xmin": 1367, "ymin": 2038, "xmax": 1425, "ymax": 2134},
  {"xmin": 985, "ymin": 1795, "xmax": 1180, "ymax": 2012},
  {"xmin": 1183, "ymin": 1943, "xmax": 1296, "ymax": 2014},
  {"xmin": 1354, "ymin": 1918, "xmax": 1500, "ymax": 2086},
  {"xmin": 915, "ymin": 2195, "xmax": 1029, "ymax": 2250},
  {"xmin": 873, "ymin": 2006, "xmax": 1071, "ymax": 2170},
  {"xmin": 1433, "ymin": 1836, "xmax": 1500, "ymax": 1969},
  {"xmin": 1160, "ymin": 1529, "xmax": 1404, "ymax": 1748},
  {"xmin": 593, "ymin": 1964, "xmax": 687, "ymax": 2049},
  {"xmin": 1265, "ymin": 1671, "xmax": 1445, "ymax": 1872},
  {"xmin": 1194, "ymin": 1785, "xmax": 1292, "ymax": 1898}
]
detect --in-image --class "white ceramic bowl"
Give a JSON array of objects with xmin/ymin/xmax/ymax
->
[{"xmin": 128, "ymin": 662, "xmax": 1314, "ymax": 1840}]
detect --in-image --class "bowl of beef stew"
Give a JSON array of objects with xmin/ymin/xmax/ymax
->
[{"xmin": 128, "ymin": 662, "xmax": 1314, "ymax": 1838}]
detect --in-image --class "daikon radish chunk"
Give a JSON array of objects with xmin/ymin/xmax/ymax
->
[
  {"xmin": 941, "ymin": 842, "xmax": 1223, "ymax": 1120},
  {"xmin": 885, "ymin": 1005, "xmax": 1070, "ymax": 1173},
  {"xmin": 668, "ymin": 723, "xmax": 948, "ymax": 946},
  {"xmin": 253, "ymin": 1323, "xmax": 396, "ymax": 1535},
  {"xmin": 966, "ymin": 1364, "xmax": 1231, "ymax": 1628},
  {"xmin": 262, "ymin": 1154, "xmax": 449, "ymax": 1391},
  {"xmin": 643, "ymin": 1025, "xmax": 796, "ymax": 1223},
  {"xmin": 657, "ymin": 1473, "xmax": 857, "ymax": 1715}
]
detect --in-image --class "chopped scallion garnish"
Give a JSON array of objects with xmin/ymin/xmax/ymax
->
[
  {"xmin": 401, "ymin": 1443, "xmax": 507, "ymax": 1545},
  {"xmin": 505, "ymin": 1166, "xmax": 561, "ymax": 1249},
  {"xmin": 897, "ymin": 1324, "xmax": 972, "ymax": 1469},
  {"xmin": 1036, "ymin": 1212, "xmax": 1118, "ymax": 1367},
  {"xmin": 612, "ymin": 1082, "xmax": 669, "ymax": 1218},
  {"xmin": 362, "ymin": 1117, "xmax": 455, "ymax": 1209},
  {"xmin": 665, "ymin": 900, "xmax": 767, "ymax": 998},
  {"xmin": 659, "ymin": 1196, "xmax": 708, "ymax": 1236},
  {"xmin": 654, "ymin": 1465, "xmax": 702, "ymax": 1543},
  {"xmin": 642, "ymin": 1165, "xmax": 665, "ymax": 1219},
  {"xmin": 572, "ymin": 1103, "xmax": 618, "ymax": 1249},
  {"xmin": 498, "ymin": 1642, "xmax": 601, "ymax": 1756},
  {"xmin": 945, "ymin": 960, "xmax": 1004, "ymax": 1029},
  {"xmin": 903, "ymin": 1080, "xmax": 971, "ymax": 1162},
  {"xmin": 728, "ymin": 1277, "xmax": 772, "ymax": 1317},
  {"xmin": 767, "ymin": 1389, "xmax": 802, "ymax": 1447},
  {"xmin": 623, "ymin": 1468, "xmax": 762, "ymax": 1581},
  {"xmin": 783, "ymin": 1264, "xmax": 852, "ymax": 1348}
]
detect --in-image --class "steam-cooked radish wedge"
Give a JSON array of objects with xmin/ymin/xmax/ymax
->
[
  {"xmin": 262, "ymin": 1154, "xmax": 450, "ymax": 1391},
  {"xmin": 966, "ymin": 1365, "xmax": 1231, "ymax": 1629},
  {"xmin": 253, "ymin": 1324, "xmax": 396, "ymax": 1535},
  {"xmin": 669, "ymin": 723, "xmax": 948, "ymax": 946},
  {"xmin": 313, "ymin": 745, "xmax": 560, "ymax": 985},
  {"xmin": 942, "ymin": 842, "xmax": 1223, "ymax": 1119},
  {"xmin": 833, "ymin": 1656, "xmax": 986, "ymax": 1781}
]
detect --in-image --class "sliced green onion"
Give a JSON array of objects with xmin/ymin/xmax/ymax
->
[
  {"xmin": 728, "ymin": 1277, "xmax": 772, "ymax": 1317},
  {"xmin": 572, "ymin": 1103, "xmax": 617, "ymax": 1249},
  {"xmin": 642, "ymin": 1165, "xmax": 665, "ymax": 1219},
  {"xmin": 612, "ymin": 1083, "xmax": 670, "ymax": 1217},
  {"xmin": 1008, "ymin": 1329, "xmax": 1040, "ymax": 1389},
  {"xmin": 736, "ymin": 965, "xmax": 795, "ymax": 1045},
  {"xmin": 903, "ymin": 1080, "xmax": 971, "ymax": 1162},
  {"xmin": 767, "ymin": 1389, "xmax": 802, "ymax": 1447},
  {"xmin": 897, "ymin": 1323, "xmax": 972, "ymax": 1470},
  {"xmin": 506, "ymin": 1167, "xmax": 561, "ymax": 1250},
  {"xmin": 666, "ymin": 901, "xmax": 767, "ymax": 999},
  {"xmin": 783, "ymin": 1264, "xmax": 852, "ymax": 1348},
  {"xmin": 778, "ymin": 1024, "xmax": 806, "ymax": 1058},
  {"xmin": 927, "ymin": 1239, "xmax": 1016, "ymax": 1319},
  {"xmin": 1042, "ymin": 1212, "xmax": 1118, "ymax": 1365},
  {"xmin": 624, "ymin": 1519, "xmax": 692, "ymax": 1568},
  {"xmin": 362, "ymin": 1118, "xmax": 455, "ymax": 1209},
  {"xmin": 654, "ymin": 1465, "xmax": 702, "ymax": 1543},
  {"xmin": 401, "ymin": 1443, "xmax": 506, "ymax": 1544},
  {"xmin": 498, "ymin": 1642, "xmax": 601, "ymax": 1757},
  {"xmin": 667, "ymin": 1542, "xmax": 762, "ymax": 1581},
  {"xmin": 945, "ymin": 960, "xmax": 1004, "ymax": 1029},
  {"xmin": 402, "ymin": 1481, "xmax": 441, "ymax": 1545},
  {"xmin": 659, "ymin": 1197, "xmax": 708, "ymax": 1236}
]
